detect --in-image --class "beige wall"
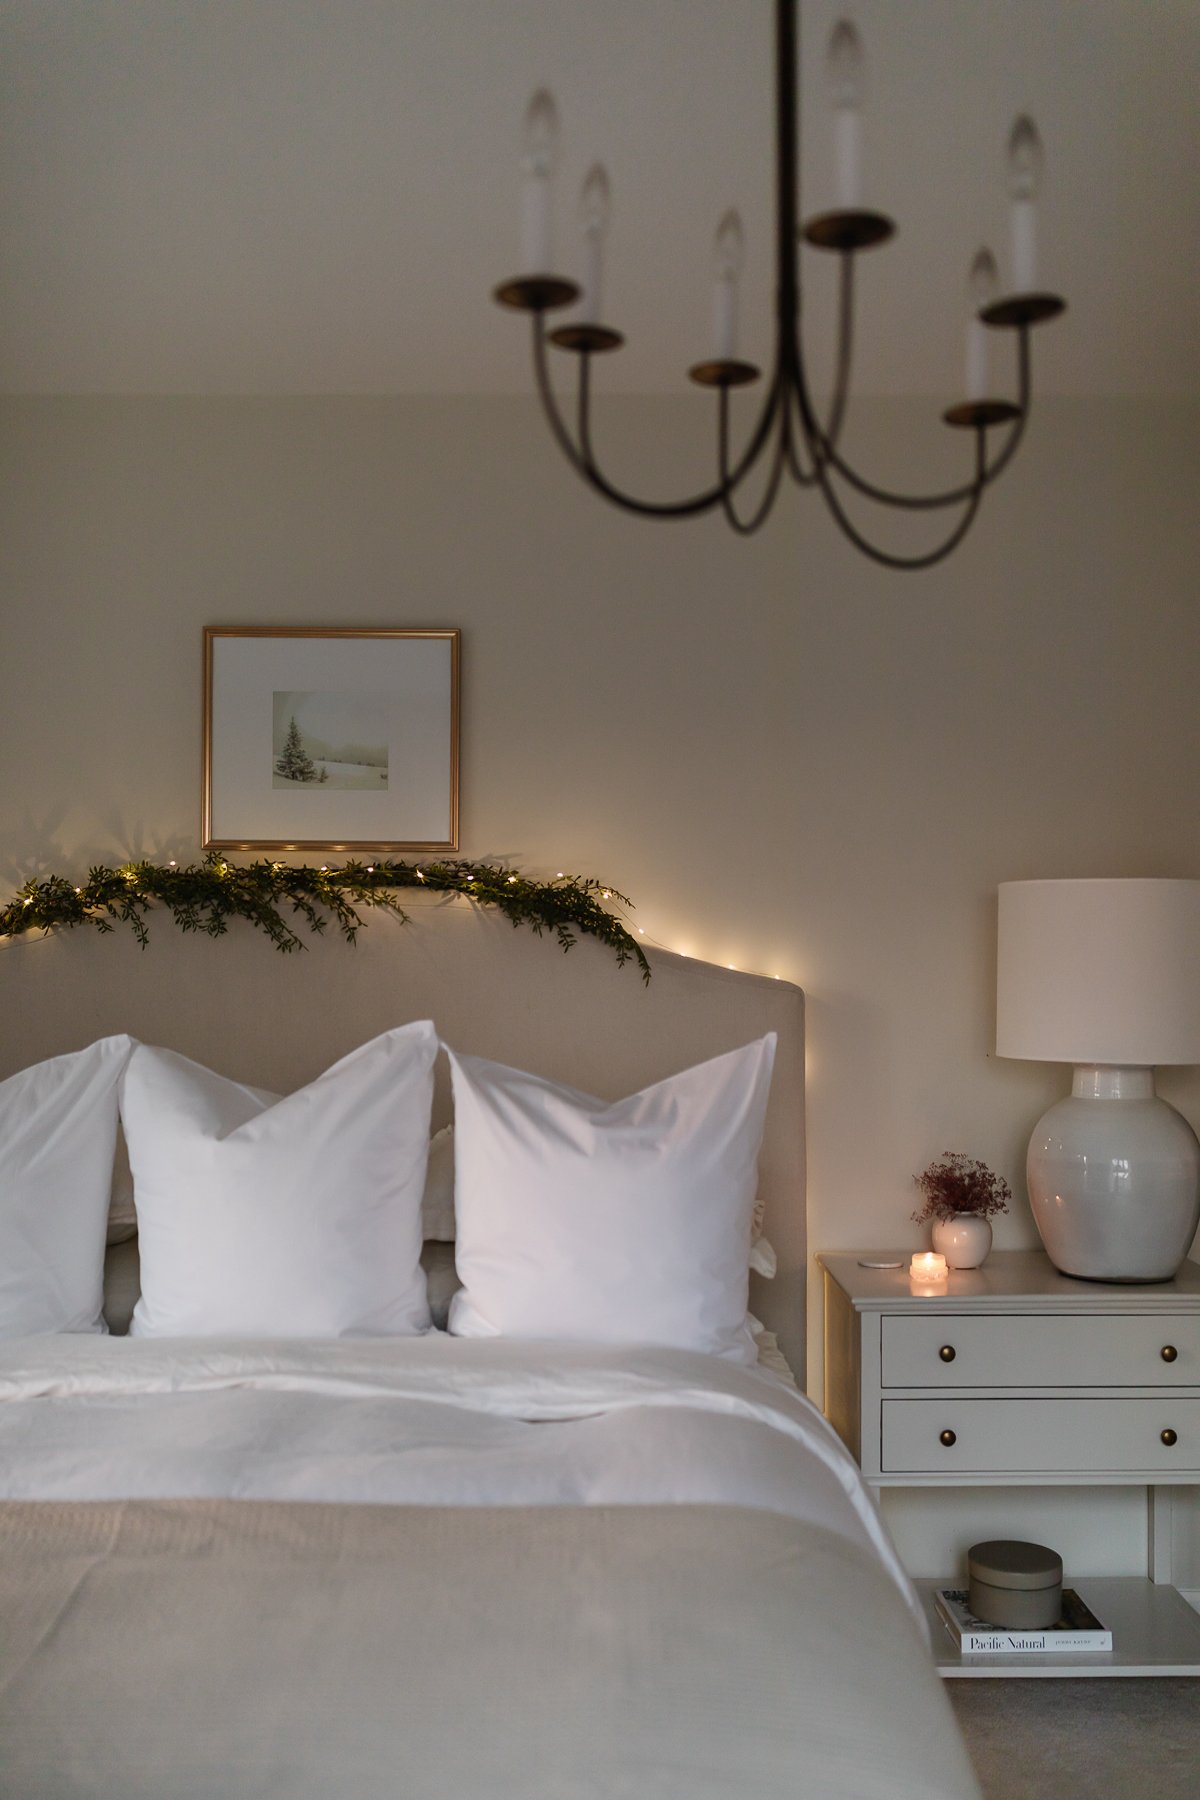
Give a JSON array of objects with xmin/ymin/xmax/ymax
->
[{"xmin": 2, "ymin": 392, "xmax": 1198, "ymax": 1567}]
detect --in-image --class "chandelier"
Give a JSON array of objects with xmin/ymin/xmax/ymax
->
[{"xmin": 493, "ymin": 0, "xmax": 1065, "ymax": 570}]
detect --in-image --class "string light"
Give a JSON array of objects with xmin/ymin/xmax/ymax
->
[{"xmin": 2, "ymin": 855, "xmax": 647, "ymax": 976}]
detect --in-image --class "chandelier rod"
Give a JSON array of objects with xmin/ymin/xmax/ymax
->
[{"xmin": 495, "ymin": 0, "xmax": 1065, "ymax": 569}]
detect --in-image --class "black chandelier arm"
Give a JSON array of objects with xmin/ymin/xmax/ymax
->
[
  {"xmin": 799, "ymin": 322, "xmax": 1033, "ymax": 513},
  {"xmin": 781, "ymin": 415, "xmax": 822, "ymax": 486},
  {"xmin": 530, "ymin": 312, "xmax": 787, "ymax": 521},
  {"xmin": 529, "ymin": 311, "xmax": 603, "ymax": 486},
  {"xmin": 717, "ymin": 384, "xmax": 790, "ymax": 534},
  {"xmin": 781, "ymin": 279, "xmax": 853, "ymax": 486},
  {"xmin": 957, "ymin": 324, "xmax": 1034, "ymax": 489},
  {"xmin": 797, "ymin": 250, "xmax": 857, "ymax": 457},
  {"xmin": 810, "ymin": 426, "xmax": 990, "ymax": 570}
]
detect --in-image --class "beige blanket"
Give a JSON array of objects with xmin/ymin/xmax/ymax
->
[{"xmin": 0, "ymin": 1498, "xmax": 979, "ymax": 1800}]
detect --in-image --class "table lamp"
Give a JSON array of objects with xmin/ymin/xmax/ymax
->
[{"xmin": 996, "ymin": 878, "xmax": 1200, "ymax": 1281}]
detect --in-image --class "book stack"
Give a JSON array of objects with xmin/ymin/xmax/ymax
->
[{"xmin": 935, "ymin": 1587, "xmax": 1112, "ymax": 1655}]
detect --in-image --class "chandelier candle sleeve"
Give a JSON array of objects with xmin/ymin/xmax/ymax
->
[
  {"xmin": 712, "ymin": 210, "xmax": 745, "ymax": 360},
  {"xmin": 521, "ymin": 89, "xmax": 560, "ymax": 271},
  {"xmin": 1007, "ymin": 115, "xmax": 1043, "ymax": 292},
  {"xmin": 966, "ymin": 249, "xmax": 999, "ymax": 401},
  {"xmin": 578, "ymin": 164, "xmax": 611, "ymax": 322},
  {"xmin": 828, "ymin": 19, "xmax": 865, "ymax": 209}
]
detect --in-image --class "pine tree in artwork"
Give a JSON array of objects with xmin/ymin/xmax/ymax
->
[{"xmin": 275, "ymin": 715, "xmax": 318, "ymax": 782}]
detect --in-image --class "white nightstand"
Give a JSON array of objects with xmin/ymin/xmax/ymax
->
[{"xmin": 818, "ymin": 1248, "xmax": 1200, "ymax": 1677}]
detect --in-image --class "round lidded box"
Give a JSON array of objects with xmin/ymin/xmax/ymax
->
[{"xmin": 968, "ymin": 1539, "xmax": 1063, "ymax": 1630}]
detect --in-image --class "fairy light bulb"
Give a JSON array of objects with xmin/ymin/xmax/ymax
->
[
  {"xmin": 712, "ymin": 208, "xmax": 744, "ymax": 360},
  {"xmin": 828, "ymin": 19, "xmax": 865, "ymax": 209},
  {"xmin": 521, "ymin": 88, "xmax": 560, "ymax": 272},
  {"xmin": 965, "ymin": 247, "xmax": 998, "ymax": 400},
  {"xmin": 577, "ymin": 163, "xmax": 611, "ymax": 322},
  {"xmin": 1007, "ymin": 114, "xmax": 1043, "ymax": 291}
]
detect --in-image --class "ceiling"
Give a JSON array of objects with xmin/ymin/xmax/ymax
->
[{"xmin": 2, "ymin": 0, "xmax": 1196, "ymax": 398}]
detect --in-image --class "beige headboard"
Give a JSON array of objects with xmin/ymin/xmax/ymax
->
[{"xmin": 1, "ymin": 896, "xmax": 806, "ymax": 1378}]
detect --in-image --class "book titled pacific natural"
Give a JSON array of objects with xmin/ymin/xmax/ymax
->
[{"xmin": 935, "ymin": 1588, "xmax": 1113, "ymax": 1654}]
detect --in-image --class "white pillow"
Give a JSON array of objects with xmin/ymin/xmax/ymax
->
[
  {"xmin": 109, "ymin": 1114, "xmax": 456, "ymax": 1245},
  {"xmin": 0, "ymin": 1036, "xmax": 135, "ymax": 1337},
  {"xmin": 124, "ymin": 1023, "xmax": 438, "ymax": 1338},
  {"xmin": 445, "ymin": 1034, "xmax": 776, "ymax": 1364},
  {"xmin": 411, "ymin": 1123, "xmax": 777, "ymax": 1276}
]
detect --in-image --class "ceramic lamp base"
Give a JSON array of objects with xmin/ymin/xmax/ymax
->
[{"xmin": 1027, "ymin": 1066, "xmax": 1200, "ymax": 1282}]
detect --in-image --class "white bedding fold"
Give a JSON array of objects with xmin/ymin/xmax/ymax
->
[{"xmin": 0, "ymin": 1333, "xmax": 919, "ymax": 1627}]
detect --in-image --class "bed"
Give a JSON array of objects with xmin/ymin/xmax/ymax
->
[{"xmin": 0, "ymin": 896, "xmax": 980, "ymax": 1798}]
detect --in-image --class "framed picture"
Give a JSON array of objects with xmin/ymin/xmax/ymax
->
[{"xmin": 203, "ymin": 627, "xmax": 460, "ymax": 852}]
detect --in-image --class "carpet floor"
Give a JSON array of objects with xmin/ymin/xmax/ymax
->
[{"xmin": 947, "ymin": 1677, "xmax": 1200, "ymax": 1799}]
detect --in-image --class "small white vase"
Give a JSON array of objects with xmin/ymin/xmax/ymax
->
[{"xmin": 931, "ymin": 1213, "xmax": 993, "ymax": 1269}]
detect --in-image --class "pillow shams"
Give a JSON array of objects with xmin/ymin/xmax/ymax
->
[
  {"xmin": 103, "ymin": 1238, "xmax": 462, "ymax": 1336},
  {"xmin": 446, "ymin": 1034, "xmax": 776, "ymax": 1364},
  {"xmin": 110, "ymin": 1117, "xmax": 457, "ymax": 1246},
  {"xmin": 0, "ymin": 1036, "xmax": 135, "ymax": 1337},
  {"xmin": 124, "ymin": 1022, "xmax": 438, "ymax": 1338}
]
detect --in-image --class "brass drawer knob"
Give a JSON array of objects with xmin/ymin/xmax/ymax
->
[
  {"xmin": 1161, "ymin": 1345, "xmax": 1178, "ymax": 1363},
  {"xmin": 939, "ymin": 1345, "xmax": 957, "ymax": 1363},
  {"xmin": 1161, "ymin": 1429, "xmax": 1178, "ymax": 1447},
  {"xmin": 939, "ymin": 1429, "xmax": 957, "ymax": 1447}
]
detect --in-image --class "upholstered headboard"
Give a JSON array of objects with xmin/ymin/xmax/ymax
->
[{"xmin": 1, "ymin": 895, "xmax": 806, "ymax": 1378}]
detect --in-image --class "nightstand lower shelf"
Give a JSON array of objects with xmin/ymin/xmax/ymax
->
[{"xmin": 920, "ymin": 1577, "xmax": 1200, "ymax": 1678}]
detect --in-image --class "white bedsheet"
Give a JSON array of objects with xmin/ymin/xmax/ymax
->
[{"xmin": 0, "ymin": 1332, "xmax": 919, "ymax": 1627}]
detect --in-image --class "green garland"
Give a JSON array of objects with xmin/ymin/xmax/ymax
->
[{"xmin": 0, "ymin": 853, "xmax": 651, "ymax": 981}]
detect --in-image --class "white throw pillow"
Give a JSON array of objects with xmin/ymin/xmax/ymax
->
[
  {"xmin": 110, "ymin": 1114, "xmax": 456, "ymax": 1246},
  {"xmin": 0, "ymin": 1036, "xmax": 135, "ymax": 1337},
  {"xmin": 124, "ymin": 1023, "xmax": 438, "ymax": 1338},
  {"xmin": 410, "ymin": 1125, "xmax": 777, "ymax": 1279},
  {"xmin": 445, "ymin": 1034, "xmax": 776, "ymax": 1363}
]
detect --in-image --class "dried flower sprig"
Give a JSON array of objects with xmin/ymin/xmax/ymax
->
[
  {"xmin": 911, "ymin": 1152, "xmax": 1011, "ymax": 1225},
  {"xmin": 0, "ymin": 854, "xmax": 651, "ymax": 981}
]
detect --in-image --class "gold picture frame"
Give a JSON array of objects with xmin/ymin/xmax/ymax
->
[{"xmin": 203, "ymin": 627, "xmax": 460, "ymax": 852}]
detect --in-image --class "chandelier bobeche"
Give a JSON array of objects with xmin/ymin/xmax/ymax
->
[{"xmin": 494, "ymin": 1, "xmax": 1066, "ymax": 570}]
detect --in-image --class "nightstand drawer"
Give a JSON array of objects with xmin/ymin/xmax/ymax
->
[
  {"xmin": 881, "ymin": 1398, "xmax": 1200, "ymax": 1475},
  {"xmin": 880, "ymin": 1313, "xmax": 1200, "ymax": 1389}
]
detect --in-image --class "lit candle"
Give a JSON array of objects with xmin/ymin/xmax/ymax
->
[
  {"xmin": 910, "ymin": 1251, "xmax": 949, "ymax": 1282},
  {"xmin": 1007, "ymin": 115, "xmax": 1043, "ymax": 293},
  {"xmin": 712, "ymin": 209, "xmax": 744, "ymax": 360},
  {"xmin": 578, "ymin": 164, "xmax": 611, "ymax": 323},
  {"xmin": 521, "ymin": 89, "xmax": 560, "ymax": 272},
  {"xmin": 828, "ymin": 20, "xmax": 865, "ymax": 210},
  {"xmin": 965, "ymin": 247, "xmax": 998, "ymax": 400}
]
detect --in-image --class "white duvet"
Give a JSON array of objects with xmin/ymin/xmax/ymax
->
[{"xmin": 0, "ymin": 1332, "xmax": 920, "ymax": 1627}]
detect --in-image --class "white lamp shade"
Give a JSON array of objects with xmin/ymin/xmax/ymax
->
[{"xmin": 996, "ymin": 878, "xmax": 1200, "ymax": 1067}]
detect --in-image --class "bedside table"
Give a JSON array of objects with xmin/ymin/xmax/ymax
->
[{"xmin": 818, "ymin": 1248, "xmax": 1200, "ymax": 1677}]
